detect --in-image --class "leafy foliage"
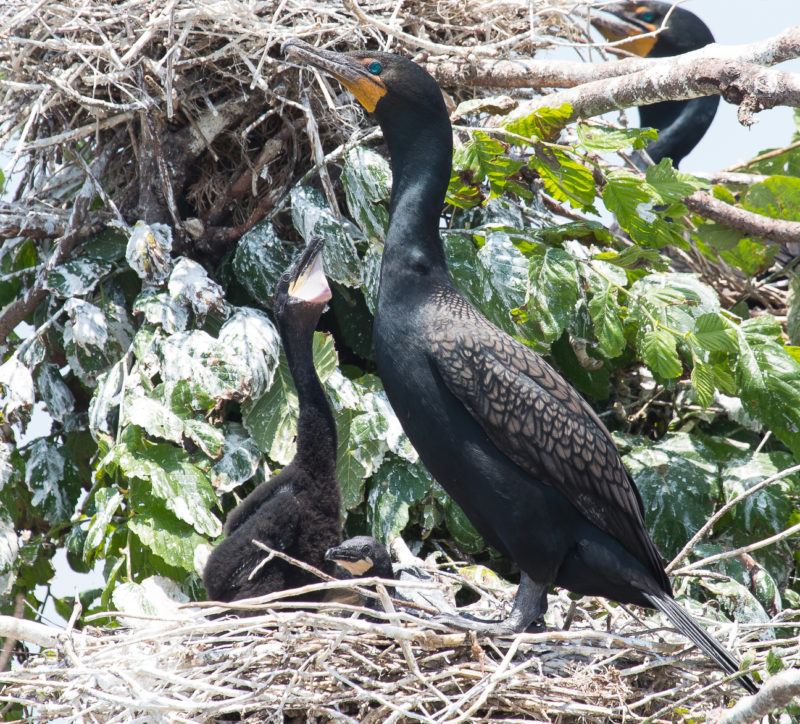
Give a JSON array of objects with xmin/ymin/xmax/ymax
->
[{"xmin": 2, "ymin": 78, "xmax": 800, "ymax": 660}]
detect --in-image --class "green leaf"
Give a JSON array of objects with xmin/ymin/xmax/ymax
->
[
  {"xmin": 85, "ymin": 487, "xmax": 123, "ymax": 554},
  {"xmin": 119, "ymin": 443, "xmax": 221, "ymax": 538},
  {"xmin": 744, "ymin": 175, "xmax": 800, "ymax": 221},
  {"xmin": 475, "ymin": 231, "xmax": 529, "ymax": 335},
  {"xmin": 291, "ymin": 186, "xmax": 362, "ymax": 286},
  {"xmin": 442, "ymin": 495, "xmax": 485, "ymax": 554},
  {"xmin": 232, "ymin": 221, "xmax": 291, "ymax": 305},
  {"xmin": 25, "ymin": 440, "xmax": 80, "ymax": 525},
  {"xmin": 449, "ymin": 130, "xmax": 526, "ymax": 206},
  {"xmin": 789, "ymin": 276, "xmax": 800, "ymax": 346},
  {"xmin": 211, "ymin": 422, "xmax": 262, "ymax": 494},
  {"xmin": 529, "ymin": 149, "xmax": 596, "ymax": 210},
  {"xmin": 587, "ymin": 282, "xmax": 625, "ymax": 357},
  {"xmin": 128, "ymin": 501, "xmax": 207, "ymax": 572},
  {"xmin": 722, "ymin": 453, "xmax": 797, "ymax": 542},
  {"xmin": 504, "ymin": 103, "xmax": 573, "ymax": 142},
  {"xmin": 697, "ymin": 576, "xmax": 770, "ymax": 625},
  {"xmin": 46, "ymin": 258, "xmax": 113, "ymax": 298},
  {"xmin": 736, "ymin": 323, "xmax": 800, "ymax": 458},
  {"xmin": 624, "ymin": 434, "xmax": 717, "ymax": 557},
  {"xmin": 242, "ymin": 350, "xmax": 297, "ymax": 465},
  {"xmin": 602, "ymin": 171, "xmax": 684, "ymax": 247},
  {"xmin": 577, "ymin": 123, "xmax": 657, "ymax": 152},
  {"xmin": 594, "ymin": 246, "xmax": 668, "ymax": 270},
  {"xmin": 525, "ymin": 248, "xmax": 579, "ymax": 343},
  {"xmin": 690, "ymin": 358, "xmax": 715, "ymax": 408},
  {"xmin": 645, "ymin": 159, "xmax": 706, "ymax": 203},
  {"xmin": 641, "ymin": 327, "xmax": 682, "ymax": 379},
  {"xmin": 691, "ymin": 313, "xmax": 738, "ymax": 354},
  {"xmin": 367, "ymin": 456, "xmax": 431, "ymax": 543},
  {"xmin": 341, "ymin": 146, "xmax": 391, "ymax": 240}
]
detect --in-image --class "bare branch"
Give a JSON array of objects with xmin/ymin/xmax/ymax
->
[
  {"xmin": 426, "ymin": 26, "xmax": 800, "ymax": 91},
  {"xmin": 501, "ymin": 57, "xmax": 800, "ymax": 128},
  {"xmin": 685, "ymin": 191, "xmax": 800, "ymax": 246},
  {"xmin": 717, "ymin": 669, "xmax": 800, "ymax": 724}
]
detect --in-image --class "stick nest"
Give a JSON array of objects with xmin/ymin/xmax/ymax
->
[
  {"xmin": 3, "ymin": 566, "xmax": 795, "ymax": 724},
  {"xmin": 0, "ymin": 0, "xmax": 590, "ymax": 255}
]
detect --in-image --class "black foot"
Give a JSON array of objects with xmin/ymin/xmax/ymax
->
[{"xmin": 431, "ymin": 573, "xmax": 551, "ymax": 636}]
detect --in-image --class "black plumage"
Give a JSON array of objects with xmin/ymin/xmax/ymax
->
[
  {"xmin": 203, "ymin": 238, "xmax": 342, "ymax": 602},
  {"xmin": 283, "ymin": 40, "xmax": 756, "ymax": 694},
  {"xmin": 591, "ymin": 1, "xmax": 719, "ymax": 168}
]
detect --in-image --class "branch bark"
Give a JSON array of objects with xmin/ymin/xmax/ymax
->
[
  {"xmin": 717, "ymin": 669, "xmax": 800, "ymax": 724},
  {"xmin": 500, "ymin": 56, "xmax": 800, "ymax": 128},
  {"xmin": 425, "ymin": 26, "xmax": 800, "ymax": 90},
  {"xmin": 685, "ymin": 192, "xmax": 800, "ymax": 247}
]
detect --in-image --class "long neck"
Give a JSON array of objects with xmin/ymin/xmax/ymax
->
[
  {"xmin": 379, "ymin": 105, "xmax": 453, "ymax": 288},
  {"xmin": 638, "ymin": 94, "xmax": 719, "ymax": 167},
  {"xmin": 280, "ymin": 322, "xmax": 338, "ymax": 476}
]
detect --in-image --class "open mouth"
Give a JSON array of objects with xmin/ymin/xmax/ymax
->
[{"xmin": 288, "ymin": 238, "xmax": 332, "ymax": 305}]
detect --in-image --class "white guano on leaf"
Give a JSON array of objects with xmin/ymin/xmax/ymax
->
[
  {"xmin": 211, "ymin": 423, "xmax": 263, "ymax": 494},
  {"xmin": 0, "ymin": 516, "xmax": 19, "ymax": 597},
  {"xmin": 291, "ymin": 186, "xmax": 362, "ymax": 286},
  {"xmin": 133, "ymin": 291, "xmax": 189, "ymax": 334},
  {"xmin": 46, "ymin": 257, "xmax": 112, "ymax": 298},
  {"xmin": 168, "ymin": 257, "xmax": 228, "ymax": 323},
  {"xmin": 126, "ymin": 221, "xmax": 173, "ymax": 285},
  {"xmin": 218, "ymin": 308, "xmax": 280, "ymax": 400},
  {"xmin": 24, "ymin": 439, "xmax": 68, "ymax": 525},
  {"xmin": 0, "ymin": 356, "xmax": 35, "ymax": 434}
]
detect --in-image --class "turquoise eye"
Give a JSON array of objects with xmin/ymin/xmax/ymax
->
[
  {"xmin": 367, "ymin": 61, "xmax": 382, "ymax": 74},
  {"xmin": 639, "ymin": 10, "xmax": 655, "ymax": 22}
]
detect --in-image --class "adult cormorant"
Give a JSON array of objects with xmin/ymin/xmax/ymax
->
[
  {"xmin": 282, "ymin": 41, "xmax": 756, "ymax": 693},
  {"xmin": 591, "ymin": 1, "xmax": 719, "ymax": 168},
  {"xmin": 203, "ymin": 237, "xmax": 342, "ymax": 602}
]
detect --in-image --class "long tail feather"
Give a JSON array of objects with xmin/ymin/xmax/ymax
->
[{"xmin": 643, "ymin": 591, "xmax": 758, "ymax": 695}]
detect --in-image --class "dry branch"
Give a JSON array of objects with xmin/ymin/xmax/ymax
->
[
  {"xmin": 426, "ymin": 26, "xmax": 800, "ymax": 90},
  {"xmin": 0, "ymin": 568, "xmax": 787, "ymax": 723}
]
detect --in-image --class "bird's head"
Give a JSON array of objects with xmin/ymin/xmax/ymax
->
[
  {"xmin": 325, "ymin": 536, "xmax": 394, "ymax": 579},
  {"xmin": 274, "ymin": 236, "xmax": 331, "ymax": 334},
  {"xmin": 282, "ymin": 39, "xmax": 447, "ymax": 132},
  {"xmin": 591, "ymin": 2, "xmax": 714, "ymax": 58}
]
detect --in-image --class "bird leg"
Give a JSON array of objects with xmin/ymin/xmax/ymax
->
[{"xmin": 433, "ymin": 573, "xmax": 549, "ymax": 635}]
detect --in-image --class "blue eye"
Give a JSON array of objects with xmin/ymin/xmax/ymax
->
[
  {"xmin": 639, "ymin": 10, "xmax": 655, "ymax": 22},
  {"xmin": 367, "ymin": 61, "xmax": 382, "ymax": 74}
]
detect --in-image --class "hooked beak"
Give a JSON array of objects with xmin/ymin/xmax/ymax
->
[
  {"xmin": 590, "ymin": 4, "xmax": 658, "ymax": 57},
  {"xmin": 282, "ymin": 38, "xmax": 387, "ymax": 112},
  {"xmin": 288, "ymin": 237, "xmax": 332, "ymax": 306}
]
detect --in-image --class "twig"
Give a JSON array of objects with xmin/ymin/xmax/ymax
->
[{"xmin": 667, "ymin": 462, "xmax": 800, "ymax": 573}]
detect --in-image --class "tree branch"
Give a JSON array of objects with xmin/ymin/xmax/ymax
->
[
  {"xmin": 426, "ymin": 26, "xmax": 800, "ymax": 92},
  {"xmin": 685, "ymin": 192, "xmax": 800, "ymax": 247},
  {"xmin": 500, "ymin": 56, "xmax": 800, "ymax": 128},
  {"xmin": 717, "ymin": 669, "xmax": 800, "ymax": 724}
]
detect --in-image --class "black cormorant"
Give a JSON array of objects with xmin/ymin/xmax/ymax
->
[
  {"xmin": 591, "ymin": 1, "xmax": 719, "ymax": 168},
  {"xmin": 203, "ymin": 237, "xmax": 342, "ymax": 602},
  {"xmin": 282, "ymin": 41, "xmax": 757, "ymax": 694}
]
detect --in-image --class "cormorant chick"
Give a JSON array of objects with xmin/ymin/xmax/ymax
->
[
  {"xmin": 591, "ymin": 1, "xmax": 718, "ymax": 168},
  {"xmin": 203, "ymin": 238, "xmax": 342, "ymax": 602},
  {"xmin": 282, "ymin": 41, "xmax": 757, "ymax": 695}
]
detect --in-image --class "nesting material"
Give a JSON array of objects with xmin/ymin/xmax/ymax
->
[{"xmin": 2, "ymin": 565, "xmax": 794, "ymax": 723}]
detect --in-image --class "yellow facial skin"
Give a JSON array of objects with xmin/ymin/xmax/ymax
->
[
  {"xmin": 331, "ymin": 557, "xmax": 374, "ymax": 576},
  {"xmin": 283, "ymin": 40, "xmax": 387, "ymax": 112}
]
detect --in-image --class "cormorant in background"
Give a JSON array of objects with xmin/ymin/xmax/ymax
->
[
  {"xmin": 283, "ymin": 40, "xmax": 756, "ymax": 694},
  {"xmin": 591, "ymin": 1, "xmax": 719, "ymax": 168},
  {"xmin": 203, "ymin": 237, "xmax": 342, "ymax": 602}
]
